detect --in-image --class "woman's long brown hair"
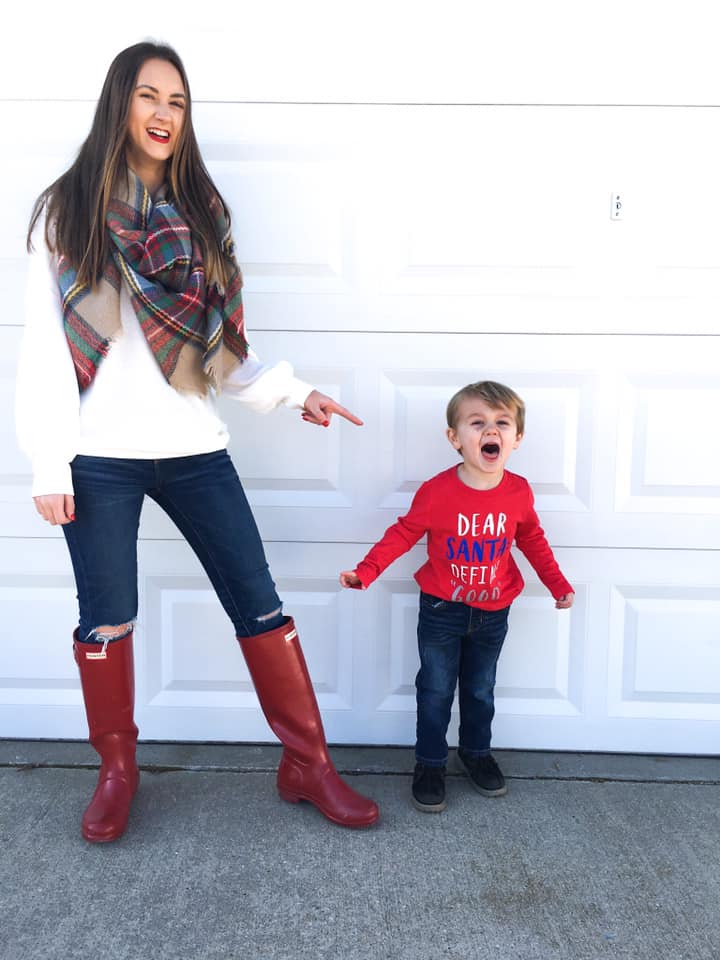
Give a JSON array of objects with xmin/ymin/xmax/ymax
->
[{"xmin": 27, "ymin": 42, "xmax": 233, "ymax": 288}]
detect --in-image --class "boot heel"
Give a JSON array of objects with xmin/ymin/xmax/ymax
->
[{"xmin": 278, "ymin": 788, "xmax": 301, "ymax": 804}]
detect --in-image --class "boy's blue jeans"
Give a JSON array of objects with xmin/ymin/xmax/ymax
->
[
  {"xmin": 62, "ymin": 451, "xmax": 284, "ymax": 642},
  {"xmin": 415, "ymin": 592, "xmax": 510, "ymax": 767}
]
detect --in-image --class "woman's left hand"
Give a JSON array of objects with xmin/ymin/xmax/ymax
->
[{"xmin": 301, "ymin": 390, "xmax": 363, "ymax": 427}]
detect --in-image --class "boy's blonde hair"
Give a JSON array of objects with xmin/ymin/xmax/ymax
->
[{"xmin": 446, "ymin": 381, "xmax": 525, "ymax": 436}]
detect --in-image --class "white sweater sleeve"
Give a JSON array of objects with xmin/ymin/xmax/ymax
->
[
  {"xmin": 221, "ymin": 347, "xmax": 313, "ymax": 413},
  {"xmin": 15, "ymin": 230, "xmax": 80, "ymax": 497}
]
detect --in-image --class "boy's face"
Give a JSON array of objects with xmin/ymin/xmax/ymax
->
[{"xmin": 446, "ymin": 397, "xmax": 522, "ymax": 483}]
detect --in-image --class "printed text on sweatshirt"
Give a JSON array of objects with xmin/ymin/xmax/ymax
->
[{"xmin": 355, "ymin": 467, "xmax": 572, "ymax": 610}]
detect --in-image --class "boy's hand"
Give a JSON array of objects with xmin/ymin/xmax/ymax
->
[
  {"xmin": 555, "ymin": 593, "xmax": 574, "ymax": 609},
  {"xmin": 339, "ymin": 571, "xmax": 364, "ymax": 589}
]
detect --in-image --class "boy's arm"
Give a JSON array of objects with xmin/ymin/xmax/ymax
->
[
  {"xmin": 514, "ymin": 491, "xmax": 573, "ymax": 604},
  {"xmin": 341, "ymin": 482, "xmax": 433, "ymax": 590}
]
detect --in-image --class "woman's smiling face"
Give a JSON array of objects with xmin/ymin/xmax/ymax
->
[{"xmin": 125, "ymin": 58, "xmax": 186, "ymax": 180}]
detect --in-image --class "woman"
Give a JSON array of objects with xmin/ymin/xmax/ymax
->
[{"xmin": 16, "ymin": 42, "xmax": 378, "ymax": 842}]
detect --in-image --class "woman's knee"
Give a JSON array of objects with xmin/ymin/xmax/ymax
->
[
  {"xmin": 234, "ymin": 605, "xmax": 284, "ymax": 638},
  {"xmin": 81, "ymin": 621, "xmax": 134, "ymax": 644}
]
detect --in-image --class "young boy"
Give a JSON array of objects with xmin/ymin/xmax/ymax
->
[{"xmin": 340, "ymin": 381, "xmax": 574, "ymax": 813}]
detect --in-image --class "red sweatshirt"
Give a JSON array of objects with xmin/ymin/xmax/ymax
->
[{"xmin": 355, "ymin": 466, "xmax": 572, "ymax": 610}]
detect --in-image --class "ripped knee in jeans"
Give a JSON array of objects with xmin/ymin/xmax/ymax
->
[
  {"xmin": 237, "ymin": 605, "xmax": 285, "ymax": 637},
  {"xmin": 255, "ymin": 606, "xmax": 282, "ymax": 624},
  {"xmin": 84, "ymin": 621, "xmax": 135, "ymax": 644}
]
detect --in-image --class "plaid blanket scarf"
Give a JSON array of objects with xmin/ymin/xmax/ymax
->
[{"xmin": 57, "ymin": 170, "xmax": 248, "ymax": 394}]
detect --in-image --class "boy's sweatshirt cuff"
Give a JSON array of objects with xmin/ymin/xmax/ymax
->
[
  {"xmin": 353, "ymin": 563, "xmax": 378, "ymax": 589},
  {"xmin": 552, "ymin": 579, "xmax": 574, "ymax": 599}
]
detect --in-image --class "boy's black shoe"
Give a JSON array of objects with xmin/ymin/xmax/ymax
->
[
  {"xmin": 457, "ymin": 749, "xmax": 507, "ymax": 797},
  {"xmin": 412, "ymin": 763, "xmax": 447, "ymax": 812}
]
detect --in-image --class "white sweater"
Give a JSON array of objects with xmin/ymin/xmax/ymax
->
[{"xmin": 15, "ymin": 232, "xmax": 313, "ymax": 497}]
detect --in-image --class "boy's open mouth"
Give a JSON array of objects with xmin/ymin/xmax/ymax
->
[{"xmin": 481, "ymin": 442, "xmax": 500, "ymax": 459}]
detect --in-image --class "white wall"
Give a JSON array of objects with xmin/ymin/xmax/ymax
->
[
  {"xmin": 1, "ymin": 1, "xmax": 718, "ymax": 752},
  {"xmin": 2, "ymin": 0, "xmax": 719, "ymax": 104}
]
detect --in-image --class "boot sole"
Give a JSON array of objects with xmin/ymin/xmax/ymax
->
[
  {"xmin": 82, "ymin": 827, "xmax": 128, "ymax": 843},
  {"xmin": 279, "ymin": 789, "xmax": 379, "ymax": 828},
  {"xmin": 411, "ymin": 796, "xmax": 447, "ymax": 813},
  {"xmin": 456, "ymin": 754, "xmax": 508, "ymax": 797}
]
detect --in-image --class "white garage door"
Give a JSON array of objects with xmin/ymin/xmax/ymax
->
[{"xmin": 1, "ymin": 11, "xmax": 719, "ymax": 753}]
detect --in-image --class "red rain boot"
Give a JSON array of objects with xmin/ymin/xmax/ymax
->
[
  {"xmin": 238, "ymin": 617, "xmax": 379, "ymax": 828},
  {"xmin": 73, "ymin": 629, "xmax": 139, "ymax": 842}
]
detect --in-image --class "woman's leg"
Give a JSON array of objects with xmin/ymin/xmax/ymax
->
[
  {"xmin": 63, "ymin": 455, "xmax": 148, "ymax": 842},
  {"xmin": 151, "ymin": 451, "xmax": 379, "ymax": 828},
  {"xmin": 149, "ymin": 450, "xmax": 282, "ymax": 637}
]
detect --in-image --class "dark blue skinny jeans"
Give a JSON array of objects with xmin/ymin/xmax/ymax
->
[
  {"xmin": 63, "ymin": 451, "xmax": 284, "ymax": 643},
  {"xmin": 415, "ymin": 592, "xmax": 510, "ymax": 767}
]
